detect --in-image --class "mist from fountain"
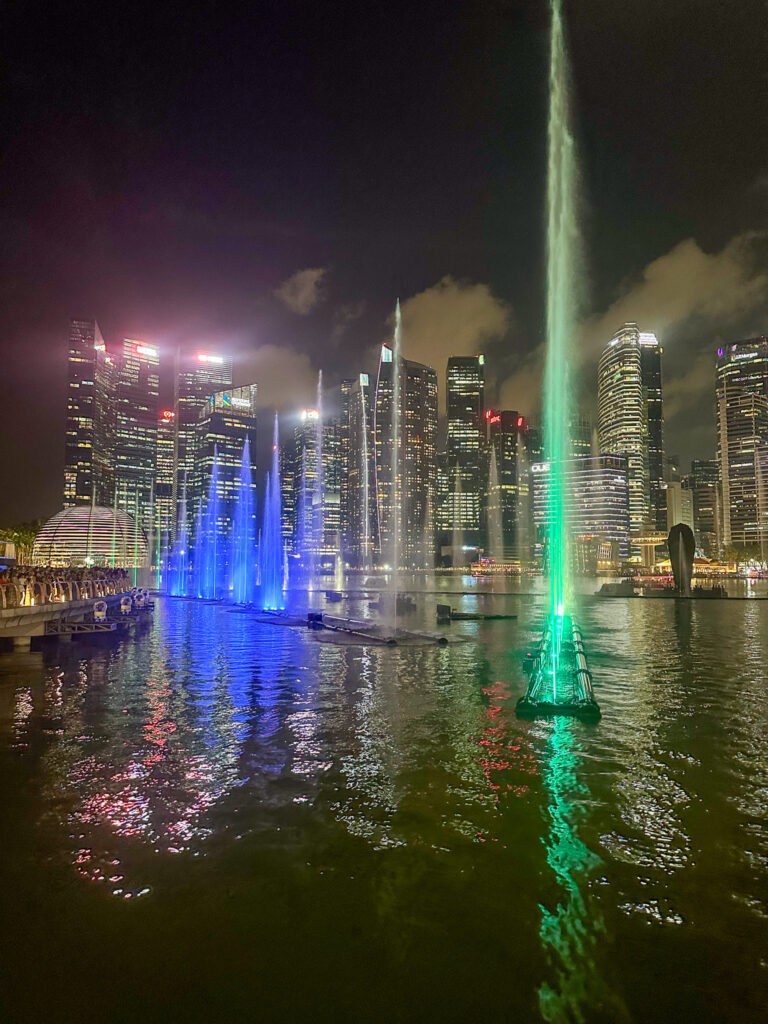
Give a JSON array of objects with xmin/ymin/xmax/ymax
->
[
  {"xmin": 488, "ymin": 445, "xmax": 504, "ymax": 562},
  {"xmin": 230, "ymin": 438, "xmax": 257, "ymax": 604},
  {"xmin": 542, "ymin": 0, "xmax": 581, "ymax": 692},
  {"xmin": 260, "ymin": 414, "xmax": 285, "ymax": 610}
]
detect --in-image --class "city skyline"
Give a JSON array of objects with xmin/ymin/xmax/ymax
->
[
  {"xmin": 2, "ymin": 1, "xmax": 765, "ymax": 523},
  {"xmin": 50, "ymin": 311, "xmax": 768, "ymax": 570}
]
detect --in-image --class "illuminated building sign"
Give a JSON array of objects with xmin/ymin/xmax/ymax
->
[
  {"xmin": 229, "ymin": 397, "xmax": 251, "ymax": 409},
  {"xmin": 531, "ymin": 462, "xmax": 550, "ymax": 473},
  {"xmin": 360, "ymin": 372, "xmax": 369, "ymax": 386},
  {"xmin": 301, "ymin": 408, "xmax": 320, "ymax": 421},
  {"xmin": 198, "ymin": 353, "xmax": 224, "ymax": 364},
  {"xmin": 131, "ymin": 343, "xmax": 158, "ymax": 359},
  {"xmin": 381, "ymin": 345, "xmax": 393, "ymax": 363},
  {"xmin": 161, "ymin": 409, "xmax": 174, "ymax": 422}
]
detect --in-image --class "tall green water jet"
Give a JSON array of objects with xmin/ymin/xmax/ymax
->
[{"xmin": 544, "ymin": 0, "xmax": 580, "ymax": 679}]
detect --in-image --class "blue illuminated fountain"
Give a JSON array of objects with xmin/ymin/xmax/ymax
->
[
  {"xmin": 259, "ymin": 414, "xmax": 285, "ymax": 610},
  {"xmin": 197, "ymin": 447, "xmax": 222, "ymax": 599},
  {"xmin": 168, "ymin": 475, "xmax": 191, "ymax": 596},
  {"xmin": 231, "ymin": 438, "xmax": 257, "ymax": 604}
]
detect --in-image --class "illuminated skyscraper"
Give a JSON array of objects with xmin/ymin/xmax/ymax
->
[
  {"xmin": 190, "ymin": 386, "xmax": 258, "ymax": 553},
  {"xmin": 155, "ymin": 409, "xmax": 176, "ymax": 551},
  {"xmin": 531, "ymin": 455, "xmax": 631, "ymax": 562},
  {"xmin": 598, "ymin": 323, "xmax": 664, "ymax": 535},
  {"xmin": 689, "ymin": 458, "xmax": 718, "ymax": 554},
  {"xmin": 569, "ymin": 414, "xmax": 593, "ymax": 458},
  {"xmin": 375, "ymin": 345, "xmax": 438, "ymax": 569},
  {"xmin": 114, "ymin": 339, "xmax": 160, "ymax": 538},
  {"xmin": 63, "ymin": 318, "xmax": 115, "ymax": 507},
  {"xmin": 484, "ymin": 410, "xmax": 538, "ymax": 560},
  {"xmin": 342, "ymin": 373, "xmax": 378, "ymax": 567},
  {"xmin": 716, "ymin": 338, "xmax": 768, "ymax": 550},
  {"xmin": 173, "ymin": 351, "xmax": 233, "ymax": 525},
  {"xmin": 282, "ymin": 409, "xmax": 341, "ymax": 565},
  {"xmin": 439, "ymin": 356, "xmax": 485, "ymax": 541}
]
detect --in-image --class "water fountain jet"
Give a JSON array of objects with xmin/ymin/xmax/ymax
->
[{"xmin": 517, "ymin": 0, "xmax": 600, "ymax": 720}]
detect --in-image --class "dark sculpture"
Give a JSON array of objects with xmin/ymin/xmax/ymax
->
[{"xmin": 667, "ymin": 523, "xmax": 695, "ymax": 596}]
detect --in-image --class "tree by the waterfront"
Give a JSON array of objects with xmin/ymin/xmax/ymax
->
[{"xmin": 0, "ymin": 520, "xmax": 43, "ymax": 563}]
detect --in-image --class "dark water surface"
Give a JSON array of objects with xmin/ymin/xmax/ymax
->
[{"xmin": 1, "ymin": 584, "xmax": 767, "ymax": 1023}]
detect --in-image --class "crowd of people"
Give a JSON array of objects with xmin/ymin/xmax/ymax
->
[
  {"xmin": 0, "ymin": 565, "xmax": 129, "ymax": 587},
  {"xmin": 0, "ymin": 565, "xmax": 130, "ymax": 609}
]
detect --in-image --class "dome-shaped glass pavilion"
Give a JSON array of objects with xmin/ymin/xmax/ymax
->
[{"xmin": 31, "ymin": 507, "xmax": 148, "ymax": 567}]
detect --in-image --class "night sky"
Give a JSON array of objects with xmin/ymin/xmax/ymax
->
[{"xmin": 1, "ymin": 0, "xmax": 765, "ymax": 522}]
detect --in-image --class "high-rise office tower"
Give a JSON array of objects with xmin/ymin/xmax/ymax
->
[
  {"xmin": 689, "ymin": 458, "xmax": 718, "ymax": 554},
  {"xmin": 716, "ymin": 339, "xmax": 768, "ymax": 549},
  {"xmin": 63, "ymin": 318, "xmax": 115, "ymax": 507},
  {"xmin": 283, "ymin": 408, "xmax": 337, "ymax": 563},
  {"xmin": 375, "ymin": 345, "xmax": 438, "ymax": 569},
  {"xmin": 322, "ymin": 415, "xmax": 343, "ymax": 554},
  {"xmin": 663, "ymin": 481, "xmax": 694, "ymax": 533},
  {"xmin": 569, "ymin": 414, "xmax": 593, "ymax": 458},
  {"xmin": 439, "ymin": 356, "xmax": 485, "ymax": 541},
  {"xmin": 173, "ymin": 351, "xmax": 233, "ymax": 524},
  {"xmin": 531, "ymin": 455, "xmax": 631, "ymax": 561},
  {"xmin": 342, "ymin": 373, "xmax": 378, "ymax": 567},
  {"xmin": 190, "ymin": 386, "xmax": 258, "ymax": 554},
  {"xmin": 339, "ymin": 378, "xmax": 355, "ymax": 558},
  {"xmin": 155, "ymin": 409, "xmax": 176, "ymax": 552},
  {"xmin": 114, "ymin": 339, "xmax": 160, "ymax": 538},
  {"xmin": 280, "ymin": 442, "xmax": 296, "ymax": 552},
  {"xmin": 484, "ymin": 410, "xmax": 539, "ymax": 560},
  {"xmin": 598, "ymin": 323, "xmax": 664, "ymax": 535},
  {"xmin": 640, "ymin": 333, "xmax": 665, "ymax": 530}
]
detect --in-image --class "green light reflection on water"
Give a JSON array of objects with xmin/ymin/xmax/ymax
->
[{"xmin": 536, "ymin": 718, "xmax": 628, "ymax": 1023}]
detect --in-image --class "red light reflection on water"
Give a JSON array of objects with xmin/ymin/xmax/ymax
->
[{"xmin": 471, "ymin": 682, "xmax": 539, "ymax": 842}]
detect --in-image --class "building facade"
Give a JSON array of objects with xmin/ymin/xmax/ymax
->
[
  {"xmin": 173, "ymin": 351, "xmax": 233, "ymax": 526},
  {"xmin": 189, "ymin": 386, "xmax": 258, "ymax": 556},
  {"xmin": 663, "ymin": 481, "xmax": 694, "ymax": 533},
  {"xmin": 439, "ymin": 356, "xmax": 485, "ymax": 541},
  {"xmin": 598, "ymin": 323, "xmax": 664, "ymax": 535},
  {"xmin": 375, "ymin": 346, "xmax": 438, "ymax": 569},
  {"xmin": 63, "ymin": 318, "xmax": 115, "ymax": 507},
  {"xmin": 531, "ymin": 455, "xmax": 631, "ymax": 562},
  {"xmin": 689, "ymin": 458, "xmax": 718, "ymax": 554},
  {"xmin": 155, "ymin": 409, "xmax": 176, "ymax": 552},
  {"xmin": 342, "ymin": 373, "xmax": 378, "ymax": 567},
  {"xmin": 716, "ymin": 339, "xmax": 768, "ymax": 550},
  {"xmin": 114, "ymin": 339, "xmax": 160, "ymax": 537},
  {"xmin": 484, "ymin": 410, "xmax": 539, "ymax": 561}
]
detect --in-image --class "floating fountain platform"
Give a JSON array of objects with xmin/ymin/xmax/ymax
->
[{"xmin": 516, "ymin": 614, "xmax": 600, "ymax": 721}]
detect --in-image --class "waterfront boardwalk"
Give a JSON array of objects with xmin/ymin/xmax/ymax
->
[{"xmin": 0, "ymin": 581, "xmax": 129, "ymax": 649}]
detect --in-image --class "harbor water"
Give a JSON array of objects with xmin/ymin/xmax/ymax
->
[{"xmin": 1, "ymin": 582, "xmax": 767, "ymax": 1022}]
